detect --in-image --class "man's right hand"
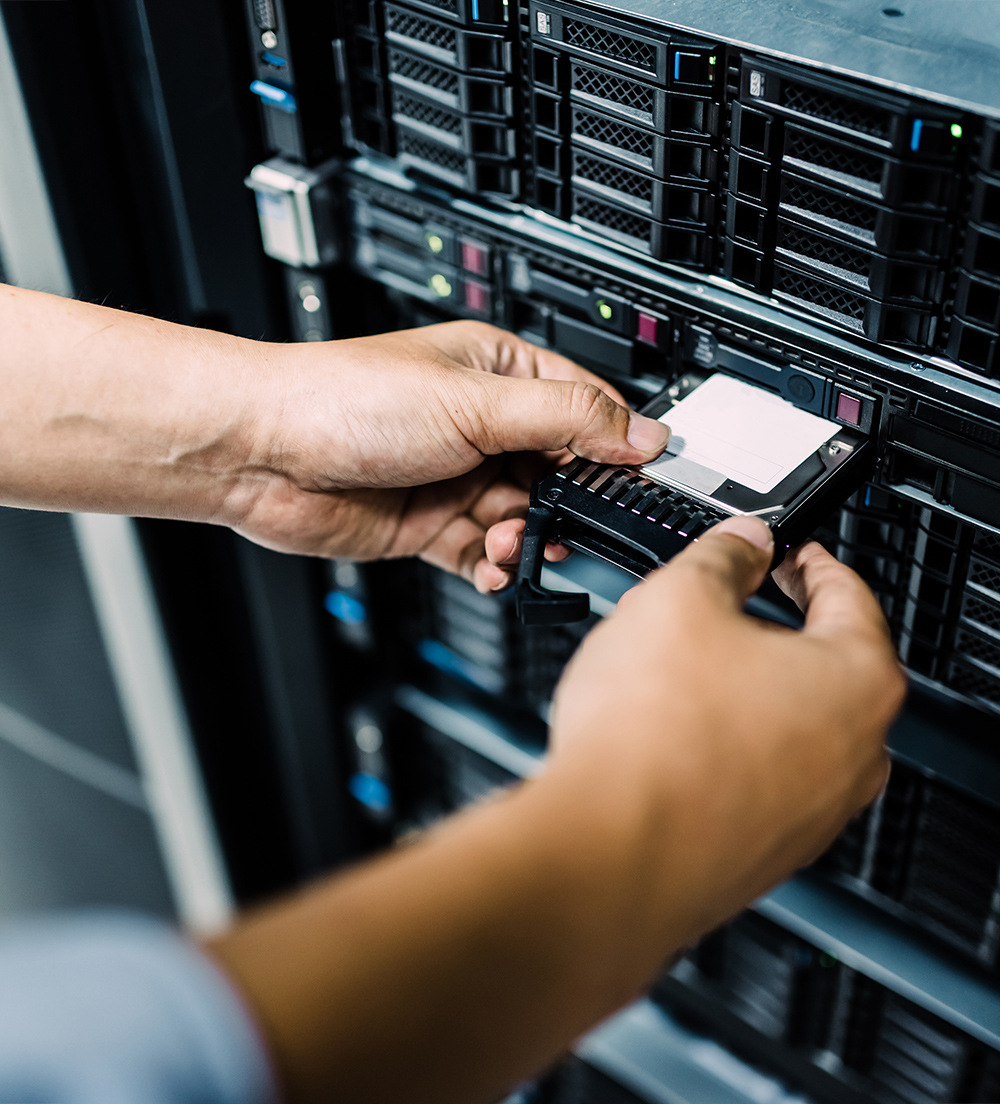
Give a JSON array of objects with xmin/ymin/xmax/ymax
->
[{"xmin": 543, "ymin": 515, "xmax": 906, "ymax": 960}]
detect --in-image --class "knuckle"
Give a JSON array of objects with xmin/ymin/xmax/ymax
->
[{"xmin": 567, "ymin": 381, "xmax": 611, "ymax": 431}]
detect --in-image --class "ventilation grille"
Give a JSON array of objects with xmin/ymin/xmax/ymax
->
[
  {"xmin": 253, "ymin": 0, "xmax": 276, "ymax": 31},
  {"xmin": 781, "ymin": 177, "xmax": 878, "ymax": 233},
  {"xmin": 563, "ymin": 20, "xmax": 657, "ymax": 72},
  {"xmin": 778, "ymin": 223, "xmax": 871, "ymax": 277},
  {"xmin": 780, "ymin": 80, "xmax": 890, "ymax": 140},
  {"xmin": 388, "ymin": 48, "xmax": 460, "ymax": 96},
  {"xmin": 397, "ymin": 131, "xmax": 465, "ymax": 173},
  {"xmin": 862, "ymin": 989, "xmax": 971, "ymax": 1102},
  {"xmin": 415, "ymin": 0, "xmax": 459, "ymax": 13},
  {"xmin": 573, "ymin": 195, "xmax": 651, "ymax": 250},
  {"xmin": 385, "ymin": 6, "xmax": 458, "ymax": 56},
  {"xmin": 948, "ymin": 661, "xmax": 1000, "ymax": 709},
  {"xmin": 573, "ymin": 110, "xmax": 655, "ymax": 164},
  {"xmin": 969, "ymin": 555, "xmax": 1000, "ymax": 597},
  {"xmin": 901, "ymin": 783, "xmax": 1000, "ymax": 953},
  {"xmin": 961, "ymin": 591, "xmax": 1000, "ymax": 635},
  {"xmin": 784, "ymin": 127, "xmax": 885, "ymax": 184},
  {"xmin": 975, "ymin": 531, "xmax": 1000, "ymax": 560},
  {"xmin": 574, "ymin": 153, "xmax": 653, "ymax": 204},
  {"xmin": 774, "ymin": 267, "xmax": 867, "ymax": 320},
  {"xmin": 955, "ymin": 625, "xmax": 1000, "ymax": 673},
  {"xmin": 570, "ymin": 63, "xmax": 656, "ymax": 123},
  {"xmin": 394, "ymin": 92, "xmax": 462, "ymax": 136}
]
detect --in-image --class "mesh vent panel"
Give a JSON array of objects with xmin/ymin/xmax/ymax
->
[
  {"xmin": 573, "ymin": 111, "xmax": 654, "ymax": 160},
  {"xmin": 780, "ymin": 81, "xmax": 890, "ymax": 140},
  {"xmin": 397, "ymin": 131, "xmax": 465, "ymax": 172},
  {"xmin": 969, "ymin": 556, "xmax": 1000, "ymax": 596},
  {"xmin": 975, "ymin": 531, "xmax": 1000, "ymax": 561},
  {"xmin": 417, "ymin": 0, "xmax": 459, "ymax": 12},
  {"xmin": 253, "ymin": 0, "xmax": 276, "ymax": 31},
  {"xmin": 955, "ymin": 626, "xmax": 1000, "ymax": 672},
  {"xmin": 386, "ymin": 7, "xmax": 457, "ymax": 54},
  {"xmin": 782, "ymin": 178, "xmax": 878, "ymax": 232},
  {"xmin": 778, "ymin": 223, "xmax": 871, "ymax": 276},
  {"xmin": 570, "ymin": 64, "xmax": 655, "ymax": 120},
  {"xmin": 774, "ymin": 267, "xmax": 867, "ymax": 319},
  {"xmin": 394, "ymin": 93, "xmax": 462, "ymax": 135},
  {"xmin": 388, "ymin": 49, "xmax": 460, "ymax": 95},
  {"xmin": 961, "ymin": 592, "xmax": 1000, "ymax": 635},
  {"xmin": 903, "ymin": 785, "xmax": 1000, "ymax": 951},
  {"xmin": 573, "ymin": 195, "xmax": 651, "ymax": 247},
  {"xmin": 784, "ymin": 128, "xmax": 884, "ymax": 183},
  {"xmin": 574, "ymin": 154, "xmax": 653, "ymax": 202},
  {"xmin": 948, "ymin": 661, "xmax": 1000, "ymax": 708},
  {"xmin": 868, "ymin": 994, "xmax": 970, "ymax": 1101},
  {"xmin": 563, "ymin": 21, "xmax": 656, "ymax": 71}
]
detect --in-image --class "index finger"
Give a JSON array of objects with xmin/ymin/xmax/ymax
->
[{"xmin": 773, "ymin": 541, "xmax": 892, "ymax": 645}]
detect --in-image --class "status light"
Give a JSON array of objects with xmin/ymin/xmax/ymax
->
[
  {"xmin": 430, "ymin": 273, "xmax": 452, "ymax": 298},
  {"xmin": 951, "ymin": 123, "xmax": 963, "ymax": 138},
  {"xmin": 426, "ymin": 233, "xmax": 445, "ymax": 254},
  {"xmin": 597, "ymin": 299, "xmax": 614, "ymax": 321}
]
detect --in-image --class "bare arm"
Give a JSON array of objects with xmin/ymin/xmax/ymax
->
[
  {"xmin": 205, "ymin": 519, "xmax": 905, "ymax": 1104},
  {"xmin": 0, "ymin": 285, "xmax": 668, "ymax": 589}
]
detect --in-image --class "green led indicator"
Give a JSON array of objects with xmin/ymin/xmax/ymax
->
[
  {"xmin": 597, "ymin": 299, "xmax": 614, "ymax": 321},
  {"xmin": 426, "ymin": 233, "xmax": 445, "ymax": 254},
  {"xmin": 429, "ymin": 273, "xmax": 452, "ymax": 298},
  {"xmin": 951, "ymin": 123, "xmax": 963, "ymax": 138},
  {"xmin": 708, "ymin": 55, "xmax": 717, "ymax": 65}
]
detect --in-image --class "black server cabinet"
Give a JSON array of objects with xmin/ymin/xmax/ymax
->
[{"xmin": 237, "ymin": 2, "xmax": 1000, "ymax": 1102}]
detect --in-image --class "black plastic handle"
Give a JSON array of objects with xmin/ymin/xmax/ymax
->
[{"xmin": 514, "ymin": 504, "xmax": 591, "ymax": 625}]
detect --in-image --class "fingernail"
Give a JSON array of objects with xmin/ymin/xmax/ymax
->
[
  {"xmin": 712, "ymin": 515, "xmax": 774, "ymax": 551},
  {"xmin": 627, "ymin": 413, "xmax": 670, "ymax": 457}
]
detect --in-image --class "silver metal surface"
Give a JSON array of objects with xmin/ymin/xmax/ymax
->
[
  {"xmin": 579, "ymin": 1000, "xmax": 810, "ymax": 1104},
  {"xmin": 758, "ymin": 878, "xmax": 1000, "ymax": 1050},
  {"xmin": 578, "ymin": 0, "xmax": 1000, "ymax": 116},
  {"xmin": 73, "ymin": 514, "xmax": 233, "ymax": 933},
  {"xmin": 0, "ymin": 14, "xmax": 72, "ymax": 294},
  {"xmin": 246, "ymin": 157, "xmax": 339, "ymax": 268}
]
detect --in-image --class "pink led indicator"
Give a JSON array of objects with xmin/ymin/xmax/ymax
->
[
  {"xmin": 836, "ymin": 393, "xmax": 862, "ymax": 426},
  {"xmin": 637, "ymin": 312, "xmax": 659, "ymax": 345},
  {"xmin": 464, "ymin": 280, "xmax": 490, "ymax": 314},
  {"xmin": 461, "ymin": 241, "xmax": 489, "ymax": 276}
]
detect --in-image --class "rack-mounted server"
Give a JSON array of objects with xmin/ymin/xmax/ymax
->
[{"xmin": 242, "ymin": 2, "xmax": 1000, "ymax": 1102}]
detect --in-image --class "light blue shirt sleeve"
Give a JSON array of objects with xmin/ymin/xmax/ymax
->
[{"xmin": 0, "ymin": 911, "xmax": 281, "ymax": 1104}]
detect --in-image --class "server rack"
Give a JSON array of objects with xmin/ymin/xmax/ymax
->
[{"xmin": 243, "ymin": 3, "xmax": 1000, "ymax": 1102}]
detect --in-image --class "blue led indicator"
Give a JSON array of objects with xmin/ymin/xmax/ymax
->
[
  {"xmin": 674, "ymin": 53, "xmax": 681, "ymax": 80},
  {"xmin": 250, "ymin": 80, "xmax": 297, "ymax": 113},
  {"xmin": 910, "ymin": 118, "xmax": 923, "ymax": 152},
  {"xmin": 472, "ymin": 0, "xmax": 480, "ymax": 19},
  {"xmin": 865, "ymin": 487, "xmax": 872, "ymax": 508},
  {"xmin": 349, "ymin": 773, "xmax": 392, "ymax": 813},
  {"xmin": 325, "ymin": 590, "xmax": 367, "ymax": 625}
]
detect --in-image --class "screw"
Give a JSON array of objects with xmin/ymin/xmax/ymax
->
[{"xmin": 545, "ymin": 487, "xmax": 562, "ymax": 502}]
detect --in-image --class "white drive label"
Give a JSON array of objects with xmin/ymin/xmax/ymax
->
[
  {"xmin": 642, "ymin": 374, "xmax": 839, "ymax": 496},
  {"xmin": 749, "ymin": 70, "xmax": 766, "ymax": 98},
  {"xmin": 536, "ymin": 11, "xmax": 552, "ymax": 34}
]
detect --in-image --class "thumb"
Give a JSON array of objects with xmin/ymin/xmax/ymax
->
[
  {"xmin": 642, "ymin": 515, "xmax": 775, "ymax": 616},
  {"xmin": 476, "ymin": 375, "xmax": 670, "ymax": 464}
]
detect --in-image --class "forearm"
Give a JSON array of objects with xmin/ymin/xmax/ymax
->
[
  {"xmin": 204, "ymin": 779, "xmax": 690, "ymax": 1104},
  {"xmin": 0, "ymin": 285, "xmax": 278, "ymax": 521}
]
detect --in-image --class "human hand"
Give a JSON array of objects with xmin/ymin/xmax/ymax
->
[
  {"xmin": 541, "ymin": 518, "xmax": 905, "ymax": 963},
  {"xmin": 232, "ymin": 321, "xmax": 668, "ymax": 590}
]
